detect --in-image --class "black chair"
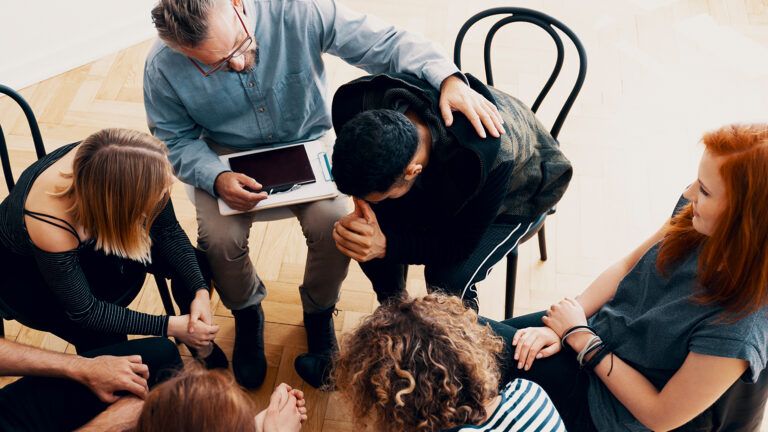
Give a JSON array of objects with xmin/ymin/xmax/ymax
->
[
  {"xmin": 453, "ymin": 8, "xmax": 587, "ymax": 318},
  {"xmin": 0, "ymin": 84, "xmax": 177, "ymax": 338}
]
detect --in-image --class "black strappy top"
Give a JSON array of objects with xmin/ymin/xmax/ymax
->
[
  {"xmin": 23, "ymin": 210, "xmax": 82, "ymax": 242},
  {"xmin": 0, "ymin": 143, "xmax": 207, "ymax": 336}
]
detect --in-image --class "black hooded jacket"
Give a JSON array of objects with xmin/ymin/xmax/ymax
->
[{"xmin": 332, "ymin": 73, "xmax": 572, "ymax": 265}]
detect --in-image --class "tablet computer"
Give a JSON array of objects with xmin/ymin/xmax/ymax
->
[
  {"xmin": 228, "ymin": 144, "xmax": 316, "ymax": 194},
  {"xmin": 217, "ymin": 140, "xmax": 337, "ymax": 215}
]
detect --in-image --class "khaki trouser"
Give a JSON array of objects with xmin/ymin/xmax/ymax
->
[{"xmin": 195, "ymin": 137, "xmax": 350, "ymax": 313}]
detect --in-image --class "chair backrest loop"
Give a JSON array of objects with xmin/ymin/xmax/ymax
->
[
  {"xmin": 453, "ymin": 7, "xmax": 587, "ymax": 140},
  {"xmin": 0, "ymin": 84, "xmax": 47, "ymax": 191}
]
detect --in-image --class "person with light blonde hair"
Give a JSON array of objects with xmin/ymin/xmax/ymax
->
[{"xmin": 0, "ymin": 128, "xmax": 224, "ymax": 366}]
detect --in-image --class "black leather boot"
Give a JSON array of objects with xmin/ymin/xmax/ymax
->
[
  {"xmin": 294, "ymin": 307, "xmax": 337, "ymax": 389},
  {"xmin": 188, "ymin": 342, "xmax": 229, "ymax": 370},
  {"xmin": 232, "ymin": 304, "xmax": 267, "ymax": 389}
]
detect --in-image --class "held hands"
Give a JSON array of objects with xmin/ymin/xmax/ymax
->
[
  {"xmin": 332, "ymin": 198, "xmax": 386, "ymax": 262},
  {"xmin": 439, "ymin": 75, "xmax": 505, "ymax": 139},
  {"xmin": 72, "ymin": 355, "xmax": 150, "ymax": 403},
  {"xmin": 168, "ymin": 314, "xmax": 220, "ymax": 350},
  {"xmin": 255, "ymin": 383, "xmax": 308, "ymax": 432},
  {"xmin": 215, "ymin": 171, "xmax": 268, "ymax": 211},
  {"xmin": 542, "ymin": 298, "xmax": 588, "ymax": 339},
  {"xmin": 188, "ymin": 289, "xmax": 216, "ymax": 356},
  {"xmin": 189, "ymin": 289, "xmax": 214, "ymax": 332},
  {"xmin": 512, "ymin": 327, "xmax": 562, "ymax": 371}
]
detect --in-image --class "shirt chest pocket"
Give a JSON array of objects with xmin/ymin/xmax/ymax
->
[{"xmin": 270, "ymin": 70, "xmax": 318, "ymax": 123}]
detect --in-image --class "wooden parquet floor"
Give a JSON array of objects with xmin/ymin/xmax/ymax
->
[{"xmin": 2, "ymin": 0, "xmax": 768, "ymax": 430}]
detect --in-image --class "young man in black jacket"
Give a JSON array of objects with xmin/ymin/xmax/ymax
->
[{"xmin": 331, "ymin": 73, "xmax": 573, "ymax": 310}]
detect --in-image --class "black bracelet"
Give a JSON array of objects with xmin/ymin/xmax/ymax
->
[
  {"xmin": 580, "ymin": 341, "xmax": 604, "ymax": 367},
  {"xmin": 585, "ymin": 344, "xmax": 611, "ymax": 371}
]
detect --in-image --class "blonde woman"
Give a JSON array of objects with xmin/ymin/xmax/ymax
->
[
  {"xmin": 0, "ymin": 128, "xmax": 222, "ymax": 364},
  {"xmin": 334, "ymin": 294, "xmax": 564, "ymax": 432}
]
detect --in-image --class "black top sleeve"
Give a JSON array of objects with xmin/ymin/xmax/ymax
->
[
  {"xmin": 32, "ymin": 248, "xmax": 169, "ymax": 336},
  {"xmin": 27, "ymin": 200, "xmax": 205, "ymax": 337},
  {"xmin": 149, "ymin": 199, "xmax": 208, "ymax": 294},
  {"xmin": 385, "ymin": 162, "xmax": 514, "ymax": 265}
]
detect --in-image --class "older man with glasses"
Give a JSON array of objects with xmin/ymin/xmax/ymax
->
[{"xmin": 143, "ymin": 0, "xmax": 504, "ymax": 390}]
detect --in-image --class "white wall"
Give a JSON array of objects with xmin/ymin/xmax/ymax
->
[{"xmin": 0, "ymin": 1, "xmax": 158, "ymax": 90}]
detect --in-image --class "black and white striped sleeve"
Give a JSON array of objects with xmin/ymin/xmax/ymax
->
[{"xmin": 32, "ymin": 249, "xmax": 169, "ymax": 336}]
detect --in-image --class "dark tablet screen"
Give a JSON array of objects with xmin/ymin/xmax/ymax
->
[{"xmin": 228, "ymin": 145, "xmax": 316, "ymax": 192}]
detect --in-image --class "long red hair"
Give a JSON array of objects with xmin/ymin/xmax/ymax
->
[{"xmin": 657, "ymin": 124, "xmax": 768, "ymax": 317}]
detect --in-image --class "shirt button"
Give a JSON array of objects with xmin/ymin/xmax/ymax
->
[
  {"xmin": 247, "ymin": 82, "xmax": 255, "ymax": 88},
  {"xmin": 267, "ymin": 134, "xmax": 273, "ymax": 140},
  {"xmin": 258, "ymin": 106, "xmax": 266, "ymax": 113}
]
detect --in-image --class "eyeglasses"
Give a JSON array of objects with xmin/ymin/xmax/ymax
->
[{"xmin": 188, "ymin": 6, "xmax": 253, "ymax": 77}]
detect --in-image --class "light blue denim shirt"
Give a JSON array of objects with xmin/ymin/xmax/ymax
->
[{"xmin": 144, "ymin": 0, "xmax": 460, "ymax": 196}]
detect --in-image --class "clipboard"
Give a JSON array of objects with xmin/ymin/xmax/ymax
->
[{"xmin": 217, "ymin": 141, "xmax": 338, "ymax": 216}]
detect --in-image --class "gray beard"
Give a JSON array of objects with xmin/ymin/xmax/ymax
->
[{"xmin": 235, "ymin": 44, "xmax": 260, "ymax": 74}]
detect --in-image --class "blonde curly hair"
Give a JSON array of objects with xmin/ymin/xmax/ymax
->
[{"xmin": 333, "ymin": 293, "xmax": 504, "ymax": 432}]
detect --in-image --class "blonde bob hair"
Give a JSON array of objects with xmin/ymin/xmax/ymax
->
[{"xmin": 55, "ymin": 128, "xmax": 173, "ymax": 263}]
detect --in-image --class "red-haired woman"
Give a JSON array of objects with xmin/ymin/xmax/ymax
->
[
  {"xmin": 492, "ymin": 124, "xmax": 768, "ymax": 431},
  {"xmin": 133, "ymin": 365, "xmax": 307, "ymax": 432}
]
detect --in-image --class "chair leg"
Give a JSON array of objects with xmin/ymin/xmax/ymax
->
[
  {"xmin": 505, "ymin": 250, "xmax": 519, "ymax": 319},
  {"xmin": 537, "ymin": 223, "xmax": 548, "ymax": 261},
  {"xmin": 155, "ymin": 275, "xmax": 177, "ymax": 316}
]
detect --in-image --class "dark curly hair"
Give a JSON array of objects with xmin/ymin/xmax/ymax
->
[
  {"xmin": 332, "ymin": 109, "xmax": 419, "ymax": 198},
  {"xmin": 333, "ymin": 294, "xmax": 504, "ymax": 432}
]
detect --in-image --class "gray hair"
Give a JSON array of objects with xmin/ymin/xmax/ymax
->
[{"xmin": 151, "ymin": 0, "xmax": 220, "ymax": 48}]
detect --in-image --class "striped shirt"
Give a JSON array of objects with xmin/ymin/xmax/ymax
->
[{"xmin": 443, "ymin": 379, "xmax": 566, "ymax": 432}]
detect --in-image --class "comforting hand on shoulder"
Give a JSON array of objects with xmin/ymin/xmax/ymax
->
[{"xmin": 439, "ymin": 75, "xmax": 505, "ymax": 139}]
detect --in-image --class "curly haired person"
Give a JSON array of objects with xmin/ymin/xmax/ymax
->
[{"xmin": 334, "ymin": 294, "xmax": 565, "ymax": 432}]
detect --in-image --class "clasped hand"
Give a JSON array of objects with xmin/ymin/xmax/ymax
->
[
  {"xmin": 333, "ymin": 198, "xmax": 386, "ymax": 262},
  {"xmin": 510, "ymin": 298, "xmax": 589, "ymax": 371},
  {"xmin": 168, "ymin": 289, "xmax": 219, "ymax": 350},
  {"xmin": 255, "ymin": 383, "xmax": 308, "ymax": 432}
]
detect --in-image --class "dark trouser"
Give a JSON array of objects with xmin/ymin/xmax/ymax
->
[
  {"xmin": 360, "ymin": 221, "xmax": 535, "ymax": 311},
  {"xmin": 0, "ymin": 246, "xmax": 201, "ymax": 354},
  {"xmin": 0, "ymin": 337, "xmax": 182, "ymax": 432},
  {"xmin": 482, "ymin": 311, "xmax": 598, "ymax": 432}
]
